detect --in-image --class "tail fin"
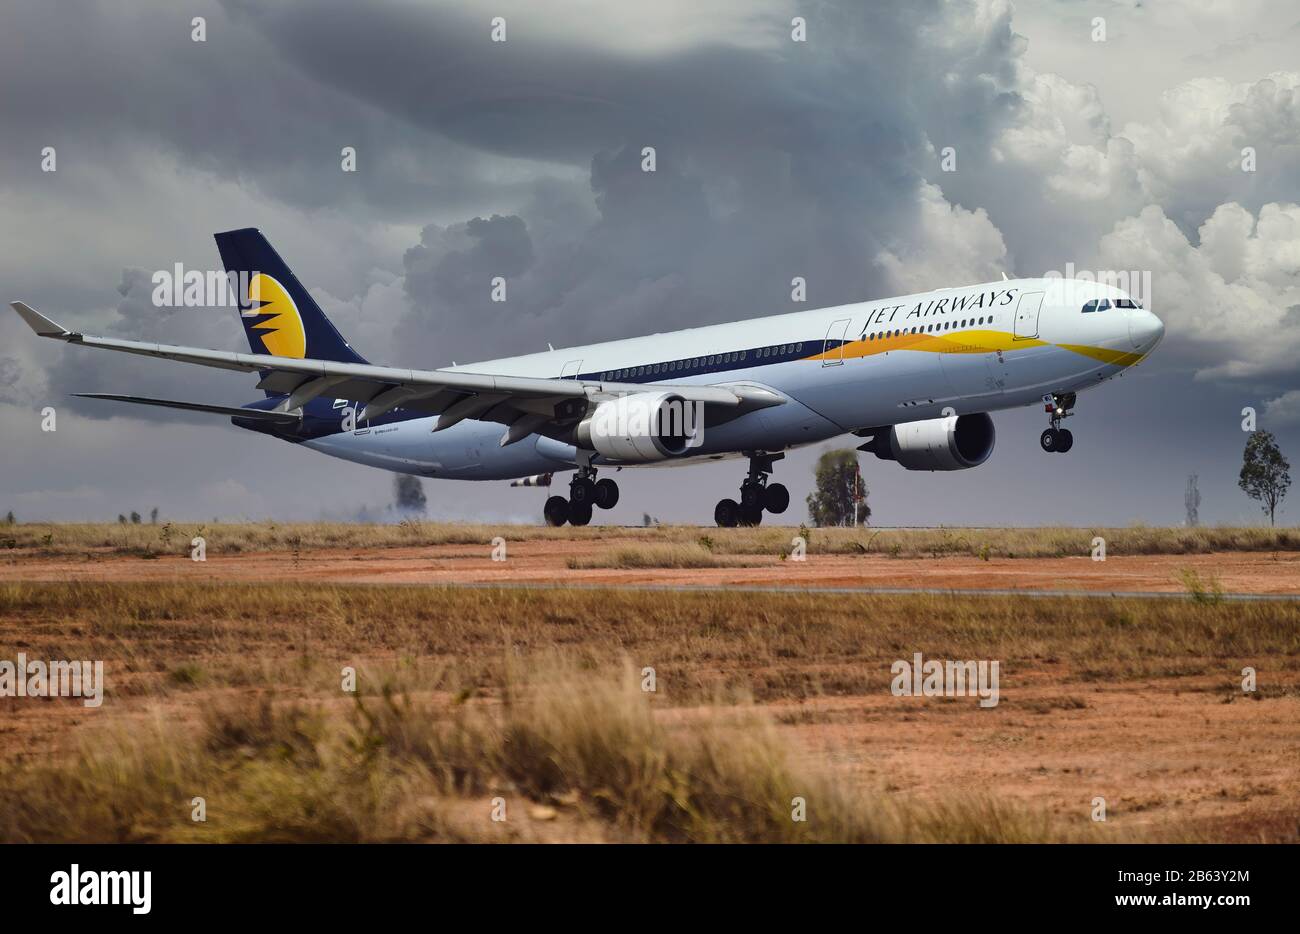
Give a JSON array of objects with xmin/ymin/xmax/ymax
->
[{"xmin": 214, "ymin": 228, "xmax": 368, "ymax": 365}]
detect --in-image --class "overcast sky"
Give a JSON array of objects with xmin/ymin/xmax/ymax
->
[{"xmin": 2, "ymin": 0, "xmax": 1299, "ymax": 527}]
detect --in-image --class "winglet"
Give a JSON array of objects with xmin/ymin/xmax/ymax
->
[{"xmin": 10, "ymin": 302, "xmax": 73, "ymax": 338}]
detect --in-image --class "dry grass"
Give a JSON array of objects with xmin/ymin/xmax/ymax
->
[
  {"xmin": 0, "ymin": 663, "xmax": 1087, "ymax": 843},
  {"xmin": 1, "ymin": 581, "xmax": 1296, "ymax": 843},
  {"xmin": 566, "ymin": 542, "xmax": 768, "ymax": 569},
  {"xmin": 4, "ymin": 521, "xmax": 1300, "ymax": 561},
  {"xmin": 2, "ymin": 581, "xmax": 1298, "ymax": 701}
]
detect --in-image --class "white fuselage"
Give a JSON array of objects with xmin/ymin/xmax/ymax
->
[{"xmin": 304, "ymin": 277, "xmax": 1163, "ymax": 480}]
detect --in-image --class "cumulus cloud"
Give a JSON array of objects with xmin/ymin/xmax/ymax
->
[
  {"xmin": 1122, "ymin": 72, "xmax": 1300, "ymax": 232},
  {"xmin": 874, "ymin": 183, "xmax": 1010, "ymax": 293},
  {"xmin": 1096, "ymin": 201, "xmax": 1300, "ymax": 380}
]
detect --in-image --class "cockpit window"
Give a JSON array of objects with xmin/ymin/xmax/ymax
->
[
  {"xmin": 1082, "ymin": 299, "xmax": 1098, "ymax": 312},
  {"xmin": 1115, "ymin": 298, "xmax": 1142, "ymax": 309}
]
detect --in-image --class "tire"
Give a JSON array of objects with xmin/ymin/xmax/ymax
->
[
  {"xmin": 543, "ymin": 496, "xmax": 569, "ymax": 527},
  {"xmin": 764, "ymin": 482, "xmax": 790, "ymax": 514},
  {"xmin": 1056, "ymin": 429, "xmax": 1073, "ymax": 453},
  {"xmin": 568, "ymin": 501, "xmax": 593, "ymax": 526},
  {"xmin": 594, "ymin": 478, "xmax": 620, "ymax": 510},
  {"xmin": 569, "ymin": 477, "xmax": 596, "ymax": 506},
  {"xmin": 1040, "ymin": 428, "xmax": 1059, "ymax": 452},
  {"xmin": 740, "ymin": 483, "xmax": 764, "ymax": 509},
  {"xmin": 740, "ymin": 504, "xmax": 764, "ymax": 526},
  {"xmin": 714, "ymin": 498, "xmax": 739, "ymax": 528}
]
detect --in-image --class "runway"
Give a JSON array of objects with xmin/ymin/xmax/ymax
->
[{"xmin": 366, "ymin": 580, "xmax": 1300, "ymax": 601}]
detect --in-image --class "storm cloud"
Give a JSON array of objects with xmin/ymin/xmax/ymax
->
[{"xmin": 2, "ymin": 0, "xmax": 1299, "ymax": 526}]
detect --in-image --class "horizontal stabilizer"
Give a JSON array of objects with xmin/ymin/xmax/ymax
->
[{"xmin": 72, "ymin": 393, "xmax": 301, "ymax": 424}]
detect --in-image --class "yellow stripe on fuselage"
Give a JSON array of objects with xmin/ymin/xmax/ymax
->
[
  {"xmin": 803, "ymin": 330, "xmax": 1143, "ymax": 368},
  {"xmin": 1054, "ymin": 343, "xmax": 1147, "ymax": 367}
]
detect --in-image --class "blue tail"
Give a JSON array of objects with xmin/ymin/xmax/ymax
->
[{"xmin": 214, "ymin": 228, "xmax": 368, "ymax": 365}]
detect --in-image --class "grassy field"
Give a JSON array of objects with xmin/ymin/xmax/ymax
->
[
  {"xmin": 1, "ymin": 580, "xmax": 1297, "ymax": 842},
  {"xmin": 4, "ymin": 520, "xmax": 1300, "ymax": 562}
]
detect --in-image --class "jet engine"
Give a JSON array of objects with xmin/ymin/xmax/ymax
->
[
  {"xmin": 575, "ymin": 391, "xmax": 700, "ymax": 462},
  {"xmin": 864, "ymin": 413, "xmax": 995, "ymax": 471}
]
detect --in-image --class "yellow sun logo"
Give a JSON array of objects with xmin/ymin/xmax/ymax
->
[{"xmin": 242, "ymin": 273, "xmax": 306, "ymax": 358}]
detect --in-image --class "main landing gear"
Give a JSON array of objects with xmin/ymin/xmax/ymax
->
[
  {"xmin": 715, "ymin": 453, "xmax": 789, "ymax": 527},
  {"xmin": 1039, "ymin": 391, "xmax": 1077, "ymax": 454},
  {"xmin": 544, "ymin": 465, "xmax": 619, "ymax": 526}
]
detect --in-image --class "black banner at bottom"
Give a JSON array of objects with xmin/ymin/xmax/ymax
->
[{"xmin": 0, "ymin": 843, "xmax": 1282, "ymax": 921}]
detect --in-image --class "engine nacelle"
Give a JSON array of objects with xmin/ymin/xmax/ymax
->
[
  {"xmin": 575, "ymin": 391, "xmax": 699, "ymax": 462},
  {"xmin": 868, "ymin": 413, "xmax": 995, "ymax": 471}
]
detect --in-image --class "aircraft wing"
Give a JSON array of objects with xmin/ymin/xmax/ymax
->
[
  {"xmin": 70, "ymin": 393, "xmax": 305, "ymax": 424},
  {"xmin": 12, "ymin": 302, "xmax": 784, "ymax": 442}
]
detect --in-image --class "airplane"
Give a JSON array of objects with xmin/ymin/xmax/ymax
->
[{"xmin": 11, "ymin": 228, "xmax": 1164, "ymax": 527}]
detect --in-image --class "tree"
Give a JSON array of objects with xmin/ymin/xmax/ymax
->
[
  {"xmin": 150, "ymin": 507, "xmax": 159, "ymax": 524},
  {"xmin": 1184, "ymin": 474, "xmax": 1200, "ymax": 527},
  {"xmin": 806, "ymin": 449, "xmax": 870, "ymax": 527},
  {"xmin": 129, "ymin": 511, "xmax": 141, "ymax": 524},
  {"xmin": 3, "ymin": 511, "xmax": 13, "ymax": 526},
  {"xmin": 393, "ymin": 474, "xmax": 427, "ymax": 514},
  {"xmin": 1239, "ymin": 430, "xmax": 1290, "ymax": 526}
]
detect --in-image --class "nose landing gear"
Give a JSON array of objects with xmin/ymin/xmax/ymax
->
[
  {"xmin": 1040, "ymin": 392, "xmax": 1076, "ymax": 453},
  {"xmin": 543, "ymin": 464, "xmax": 620, "ymax": 526},
  {"xmin": 715, "ymin": 453, "xmax": 789, "ymax": 527}
]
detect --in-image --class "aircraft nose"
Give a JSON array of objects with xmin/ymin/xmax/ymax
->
[{"xmin": 1128, "ymin": 309, "xmax": 1164, "ymax": 352}]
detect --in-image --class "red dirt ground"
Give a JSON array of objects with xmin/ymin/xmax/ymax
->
[{"xmin": 3, "ymin": 541, "xmax": 1299, "ymax": 593}]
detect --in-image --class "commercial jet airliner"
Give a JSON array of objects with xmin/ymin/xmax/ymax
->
[{"xmin": 12, "ymin": 229, "xmax": 1164, "ymax": 527}]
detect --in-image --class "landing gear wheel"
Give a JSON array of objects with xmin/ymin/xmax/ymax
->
[
  {"xmin": 740, "ymin": 483, "xmax": 764, "ymax": 510},
  {"xmin": 569, "ymin": 477, "xmax": 596, "ymax": 507},
  {"xmin": 543, "ymin": 496, "xmax": 569, "ymax": 527},
  {"xmin": 740, "ymin": 504, "xmax": 764, "ymax": 526},
  {"xmin": 764, "ymin": 482, "xmax": 790, "ymax": 514},
  {"xmin": 568, "ymin": 501, "xmax": 593, "ymax": 526},
  {"xmin": 594, "ymin": 478, "xmax": 620, "ymax": 510},
  {"xmin": 715, "ymin": 498, "xmax": 740, "ymax": 528},
  {"xmin": 1041, "ymin": 392, "xmax": 1078, "ymax": 454}
]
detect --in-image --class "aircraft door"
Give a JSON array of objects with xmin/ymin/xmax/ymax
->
[
  {"xmin": 822, "ymin": 318, "xmax": 852, "ymax": 366},
  {"xmin": 1013, "ymin": 292, "xmax": 1044, "ymax": 340}
]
